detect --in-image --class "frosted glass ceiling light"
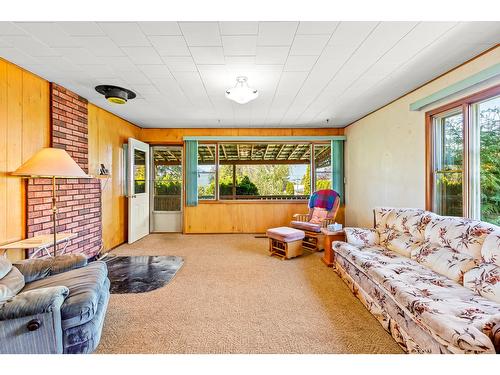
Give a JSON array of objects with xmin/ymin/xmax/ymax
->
[{"xmin": 225, "ymin": 76, "xmax": 258, "ymax": 104}]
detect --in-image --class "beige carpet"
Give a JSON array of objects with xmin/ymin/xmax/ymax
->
[{"xmin": 96, "ymin": 234, "xmax": 403, "ymax": 354}]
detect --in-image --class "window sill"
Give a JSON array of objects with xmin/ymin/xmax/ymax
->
[{"xmin": 197, "ymin": 199, "xmax": 308, "ymax": 204}]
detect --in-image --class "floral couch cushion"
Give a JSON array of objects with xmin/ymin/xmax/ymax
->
[
  {"xmin": 374, "ymin": 207, "xmax": 433, "ymax": 241},
  {"xmin": 380, "ymin": 230, "xmax": 422, "ymax": 258},
  {"xmin": 481, "ymin": 231, "xmax": 500, "ymax": 266},
  {"xmin": 464, "ymin": 263, "xmax": 500, "ymax": 304},
  {"xmin": 424, "ymin": 216, "xmax": 497, "ymax": 261},
  {"xmin": 334, "ymin": 242, "xmax": 500, "ymax": 353},
  {"xmin": 345, "ymin": 228, "xmax": 380, "ymax": 247},
  {"xmin": 411, "ymin": 243, "xmax": 477, "ymax": 283}
]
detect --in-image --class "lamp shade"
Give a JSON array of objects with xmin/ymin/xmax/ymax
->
[{"xmin": 12, "ymin": 148, "xmax": 89, "ymax": 178}]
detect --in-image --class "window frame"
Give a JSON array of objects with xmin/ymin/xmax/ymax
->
[
  {"xmin": 425, "ymin": 84, "xmax": 500, "ymax": 218},
  {"xmin": 197, "ymin": 141, "xmax": 332, "ymax": 203}
]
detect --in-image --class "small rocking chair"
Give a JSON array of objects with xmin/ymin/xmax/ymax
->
[{"xmin": 290, "ymin": 189, "xmax": 340, "ymax": 252}]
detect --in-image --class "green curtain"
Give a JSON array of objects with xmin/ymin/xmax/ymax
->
[
  {"xmin": 331, "ymin": 140, "xmax": 345, "ymax": 204},
  {"xmin": 185, "ymin": 140, "xmax": 198, "ymax": 207}
]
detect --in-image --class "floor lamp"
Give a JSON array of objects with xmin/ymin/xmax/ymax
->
[{"xmin": 12, "ymin": 148, "xmax": 90, "ymax": 257}]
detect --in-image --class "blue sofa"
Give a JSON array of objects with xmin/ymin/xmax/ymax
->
[{"xmin": 0, "ymin": 254, "xmax": 110, "ymax": 354}]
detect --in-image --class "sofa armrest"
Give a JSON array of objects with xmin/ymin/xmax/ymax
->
[
  {"xmin": 0, "ymin": 286, "xmax": 69, "ymax": 320},
  {"xmin": 292, "ymin": 213, "xmax": 309, "ymax": 222},
  {"xmin": 344, "ymin": 227, "xmax": 380, "ymax": 247},
  {"xmin": 13, "ymin": 254, "xmax": 88, "ymax": 283}
]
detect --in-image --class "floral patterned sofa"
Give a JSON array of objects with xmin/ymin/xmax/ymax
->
[{"xmin": 333, "ymin": 207, "xmax": 500, "ymax": 354}]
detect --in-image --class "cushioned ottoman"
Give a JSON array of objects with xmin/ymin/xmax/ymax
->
[{"xmin": 266, "ymin": 227, "xmax": 305, "ymax": 260}]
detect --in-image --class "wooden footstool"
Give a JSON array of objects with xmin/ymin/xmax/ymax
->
[{"xmin": 266, "ymin": 227, "xmax": 305, "ymax": 260}]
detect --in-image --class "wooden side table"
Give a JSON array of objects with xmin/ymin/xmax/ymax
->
[{"xmin": 321, "ymin": 228, "xmax": 345, "ymax": 267}]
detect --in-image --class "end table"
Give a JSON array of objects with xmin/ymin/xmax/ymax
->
[{"xmin": 321, "ymin": 228, "xmax": 345, "ymax": 267}]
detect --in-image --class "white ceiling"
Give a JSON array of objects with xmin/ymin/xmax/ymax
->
[{"xmin": 0, "ymin": 21, "xmax": 498, "ymax": 128}]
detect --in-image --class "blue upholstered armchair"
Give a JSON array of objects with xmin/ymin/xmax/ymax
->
[{"xmin": 0, "ymin": 254, "xmax": 110, "ymax": 354}]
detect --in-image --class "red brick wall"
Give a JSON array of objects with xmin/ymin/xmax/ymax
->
[{"xmin": 25, "ymin": 83, "xmax": 102, "ymax": 258}]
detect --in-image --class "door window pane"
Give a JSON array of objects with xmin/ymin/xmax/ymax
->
[
  {"xmin": 197, "ymin": 144, "xmax": 217, "ymax": 200},
  {"xmin": 478, "ymin": 96, "xmax": 500, "ymax": 225},
  {"xmin": 433, "ymin": 110, "xmax": 464, "ymax": 216},
  {"xmin": 133, "ymin": 149, "xmax": 146, "ymax": 194},
  {"xmin": 314, "ymin": 144, "xmax": 332, "ymax": 193},
  {"xmin": 152, "ymin": 146, "xmax": 182, "ymax": 211}
]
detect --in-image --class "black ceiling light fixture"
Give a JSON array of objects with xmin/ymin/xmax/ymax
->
[{"xmin": 95, "ymin": 85, "xmax": 136, "ymax": 105}]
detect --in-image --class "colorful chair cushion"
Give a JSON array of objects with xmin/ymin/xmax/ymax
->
[{"xmin": 290, "ymin": 221, "xmax": 322, "ymax": 233}]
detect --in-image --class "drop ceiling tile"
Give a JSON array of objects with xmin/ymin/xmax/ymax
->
[
  {"xmin": 122, "ymin": 46, "xmax": 163, "ymax": 64},
  {"xmin": 297, "ymin": 22, "xmax": 339, "ymax": 35},
  {"xmin": 15, "ymin": 22, "xmax": 77, "ymax": 47},
  {"xmin": 57, "ymin": 22, "xmax": 105, "ymax": 36},
  {"xmin": 258, "ymin": 22, "xmax": 298, "ymax": 46},
  {"xmin": 98, "ymin": 56, "xmax": 139, "ymax": 72},
  {"xmin": 162, "ymin": 56, "xmax": 197, "ymax": 72},
  {"xmin": 138, "ymin": 64, "xmax": 173, "ymax": 78},
  {"xmin": 284, "ymin": 55, "xmax": 317, "ymax": 71},
  {"xmin": 0, "ymin": 47, "xmax": 41, "ymax": 66},
  {"xmin": 79, "ymin": 64, "xmax": 116, "ymax": 76},
  {"xmin": 190, "ymin": 46, "xmax": 225, "ymax": 64},
  {"xmin": 256, "ymin": 46, "xmax": 289, "ymax": 64},
  {"xmin": 225, "ymin": 56, "xmax": 256, "ymax": 65},
  {"xmin": 73, "ymin": 36, "xmax": 125, "ymax": 57},
  {"xmin": 53, "ymin": 47, "xmax": 104, "ymax": 65},
  {"xmin": 290, "ymin": 35, "xmax": 329, "ymax": 55},
  {"xmin": 98, "ymin": 22, "xmax": 150, "ymax": 47},
  {"xmin": 0, "ymin": 22, "xmax": 27, "ymax": 35},
  {"xmin": 179, "ymin": 22, "xmax": 221, "ymax": 46},
  {"xmin": 148, "ymin": 35, "xmax": 190, "ymax": 56},
  {"xmin": 219, "ymin": 22, "xmax": 258, "ymax": 35},
  {"xmin": 137, "ymin": 22, "xmax": 182, "ymax": 36},
  {"xmin": 120, "ymin": 73, "xmax": 152, "ymax": 86},
  {"xmin": 222, "ymin": 35, "xmax": 257, "ymax": 56},
  {"xmin": 328, "ymin": 21, "xmax": 379, "ymax": 46},
  {"xmin": 33, "ymin": 56, "xmax": 82, "ymax": 72},
  {"xmin": 1, "ymin": 36, "xmax": 59, "ymax": 57}
]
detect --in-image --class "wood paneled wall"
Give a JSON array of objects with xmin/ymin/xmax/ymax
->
[
  {"xmin": 185, "ymin": 203, "xmax": 345, "ymax": 233},
  {"xmin": 88, "ymin": 104, "xmax": 140, "ymax": 250},
  {"xmin": 140, "ymin": 127, "xmax": 344, "ymax": 144},
  {"xmin": 139, "ymin": 127, "xmax": 345, "ymax": 234},
  {"xmin": 0, "ymin": 59, "xmax": 50, "ymax": 260}
]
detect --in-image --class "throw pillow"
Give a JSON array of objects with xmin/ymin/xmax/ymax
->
[
  {"xmin": 309, "ymin": 207, "xmax": 328, "ymax": 224},
  {"xmin": 412, "ymin": 243, "xmax": 477, "ymax": 283},
  {"xmin": 0, "ymin": 267, "xmax": 25, "ymax": 303},
  {"xmin": 0, "ymin": 257, "xmax": 12, "ymax": 279},
  {"xmin": 481, "ymin": 231, "xmax": 500, "ymax": 266},
  {"xmin": 463, "ymin": 263, "xmax": 500, "ymax": 303}
]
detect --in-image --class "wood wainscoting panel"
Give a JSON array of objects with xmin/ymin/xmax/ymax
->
[{"xmin": 184, "ymin": 202, "xmax": 345, "ymax": 233}]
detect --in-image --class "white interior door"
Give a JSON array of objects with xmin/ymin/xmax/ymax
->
[{"xmin": 128, "ymin": 138, "xmax": 150, "ymax": 244}]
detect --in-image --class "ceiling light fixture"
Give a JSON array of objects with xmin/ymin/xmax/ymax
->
[
  {"xmin": 225, "ymin": 76, "xmax": 258, "ymax": 104},
  {"xmin": 95, "ymin": 85, "xmax": 136, "ymax": 105}
]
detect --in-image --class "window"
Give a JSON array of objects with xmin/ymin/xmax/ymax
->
[
  {"xmin": 133, "ymin": 149, "xmax": 146, "ymax": 194},
  {"xmin": 197, "ymin": 144, "xmax": 217, "ymax": 200},
  {"xmin": 218, "ymin": 143, "xmax": 311, "ymax": 200},
  {"xmin": 197, "ymin": 142, "xmax": 335, "ymax": 201},
  {"xmin": 427, "ymin": 85, "xmax": 500, "ymax": 225},
  {"xmin": 314, "ymin": 144, "xmax": 332, "ymax": 192},
  {"xmin": 432, "ymin": 109, "xmax": 464, "ymax": 216}
]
